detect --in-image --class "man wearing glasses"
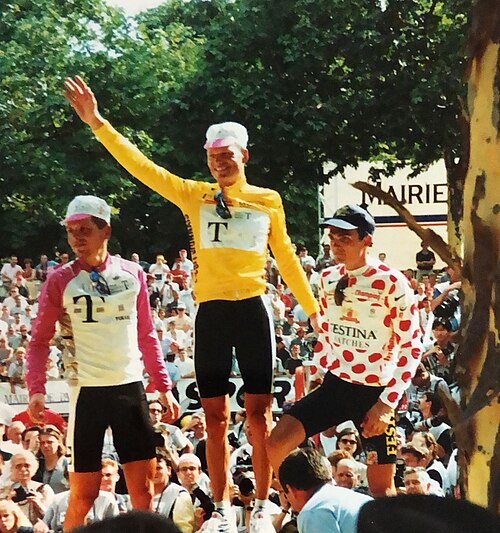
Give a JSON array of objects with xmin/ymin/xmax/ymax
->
[
  {"xmin": 26, "ymin": 195, "xmax": 180, "ymax": 531},
  {"xmin": 268, "ymin": 204, "xmax": 422, "ymax": 498},
  {"xmin": 63, "ymin": 75, "xmax": 319, "ymax": 533}
]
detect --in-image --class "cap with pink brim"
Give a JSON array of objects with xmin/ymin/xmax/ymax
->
[
  {"xmin": 63, "ymin": 195, "xmax": 111, "ymax": 225},
  {"xmin": 204, "ymin": 121, "xmax": 248, "ymax": 149}
]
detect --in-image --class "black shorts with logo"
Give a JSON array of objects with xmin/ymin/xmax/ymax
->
[
  {"xmin": 287, "ymin": 372, "xmax": 397, "ymax": 464},
  {"xmin": 67, "ymin": 381, "xmax": 156, "ymax": 472},
  {"xmin": 194, "ymin": 296, "xmax": 275, "ymax": 398}
]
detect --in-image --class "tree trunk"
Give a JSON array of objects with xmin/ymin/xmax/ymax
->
[{"xmin": 454, "ymin": 0, "xmax": 500, "ymax": 512}]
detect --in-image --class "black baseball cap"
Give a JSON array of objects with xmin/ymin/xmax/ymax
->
[{"xmin": 320, "ymin": 204, "xmax": 375, "ymax": 235}]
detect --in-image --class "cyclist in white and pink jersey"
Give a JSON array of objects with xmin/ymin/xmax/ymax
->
[
  {"xmin": 268, "ymin": 205, "xmax": 422, "ymax": 498},
  {"xmin": 26, "ymin": 195, "xmax": 180, "ymax": 531}
]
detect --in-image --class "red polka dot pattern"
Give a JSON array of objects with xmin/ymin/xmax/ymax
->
[
  {"xmin": 313, "ymin": 261, "xmax": 422, "ymax": 404},
  {"xmin": 343, "ymin": 350, "xmax": 354, "ymax": 362}
]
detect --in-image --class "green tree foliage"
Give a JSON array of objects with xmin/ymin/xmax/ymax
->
[{"xmin": 0, "ymin": 0, "xmax": 468, "ymax": 259}]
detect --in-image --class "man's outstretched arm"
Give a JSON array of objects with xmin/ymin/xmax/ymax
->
[{"xmin": 64, "ymin": 76, "xmax": 105, "ymax": 131}]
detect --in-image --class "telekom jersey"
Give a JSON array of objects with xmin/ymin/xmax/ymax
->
[
  {"xmin": 26, "ymin": 255, "xmax": 171, "ymax": 396},
  {"xmin": 93, "ymin": 122, "xmax": 319, "ymax": 317},
  {"xmin": 310, "ymin": 257, "xmax": 422, "ymax": 408}
]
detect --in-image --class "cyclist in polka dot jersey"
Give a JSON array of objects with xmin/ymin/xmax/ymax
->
[{"xmin": 268, "ymin": 205, "xmax": 422, "ymax": 498}]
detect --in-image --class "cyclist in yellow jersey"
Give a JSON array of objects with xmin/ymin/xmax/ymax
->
[{"xmin": 64, "ymin": 76, "xmax": 320, "ymax": 533}]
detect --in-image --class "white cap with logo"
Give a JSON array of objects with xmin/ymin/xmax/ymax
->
[
  {"xmin": 204, "ymin": 122, "xmax": 248, "ymax": 149},
  {"xmin": 63, "ymin": 195, "xmax": 111, "ymax": 225}
]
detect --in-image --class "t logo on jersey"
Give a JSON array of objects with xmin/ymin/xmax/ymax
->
[
  {"xmin": 207, "ymin": 221, "xmax": 229, "ymax": 242},
  {"xmin": 200, "ymin": 204, "xmax": 270, "ymax": 251}
]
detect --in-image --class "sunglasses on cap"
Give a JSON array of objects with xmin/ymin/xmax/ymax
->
[
  {"xmin": 90, "ymin": 269, "xmax": 111, "ymax": 296},
  {"xmin": 214, "ymin": 190, "xmax": 231, "ymax": 219},
  {"xmin": 334, "ymin": 274, "xmax": 349, "ymax": 306}
]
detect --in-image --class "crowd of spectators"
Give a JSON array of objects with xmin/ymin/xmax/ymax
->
[{"xmin": 0, "ymin": 240, "xmax": 466, "ymax": 532}]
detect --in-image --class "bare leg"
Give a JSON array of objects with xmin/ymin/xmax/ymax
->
[
  {"xmin": 122, "ymin": 458, "xmax": 157, "ymax": 510},
  {"xmin": 201, "ymin": 395, "xmax": 231, "ymax": 502},
  {"xmin": 64, "ymin": 471, "xmax": 101, "ymax": 531},
  {"xmin": 367, "ymin": 463, "xmax": 396, "ymax": 497},
  {"xmin": 244, "ymin": 393, "xmax": 273, "ymax": 500},
  {"xmin": 266, "ymin": 414, "xmax": 306, "ymax": 478}
]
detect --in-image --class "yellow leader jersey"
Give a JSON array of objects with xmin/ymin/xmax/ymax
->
[{"xmin": 94, "ymin": 122, "xmax": 320, "ymax": 317}]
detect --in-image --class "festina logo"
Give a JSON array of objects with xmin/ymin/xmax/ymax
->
[{"xmin": 331, "ymin": 323, "xmax": 377, "ymax": 339}]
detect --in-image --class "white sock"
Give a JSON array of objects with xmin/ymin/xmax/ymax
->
[
  {"xmin": 254, "ymin": 498, "xmax": 268, "ymax": 510},
  {"xmin": 215, "ymin": 501, "xmax": 232, "ymax": 516}
]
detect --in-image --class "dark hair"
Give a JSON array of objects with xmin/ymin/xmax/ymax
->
[
  {"xmin": 72, "ymin": 510, "xmax": 181, "ymax": 533},
  {"xmin": 148, "ymin": 399, "xmax": 165, "ymax": 412},
  {"xmin": 357, "ymin": 495, "xmax": 500, "ymax": 533},
  {"xmin": 423, "ymin": 392, "xmax": 444, "ymax": 417},
  {"xmin": 90, "ymin": 215, "xmax": 108, "ymax": 229},
  {"xmin": 21, "ymin": 426, "xmax": 43, "ymax": 441},
  {"xmin": 279, "ymin": 448, "xmax": 331, "ymax": 492},
  {"xmin": 155, "ymin": 450, "xmax": 172, "ymax": 468},
  {"xmin": 432, "ymin": 318, "xmax": 452, "ymax": 331},
  {"xmin": 335, "ymin": 427, "xmax": 363, "ymax": 457}
]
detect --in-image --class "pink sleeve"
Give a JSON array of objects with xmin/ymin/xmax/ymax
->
[
  {"xmin": 26, "ymin": 274, "xmax": 62, "ymax": 396},
  {"xmin": 135, "ymin": 267, "xmax": 172, "ymax": 393}
]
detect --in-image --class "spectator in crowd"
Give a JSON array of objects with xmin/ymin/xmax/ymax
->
[
  {"xmin": 278, "ymin": 448, "xmax": 371, "ymax": 533},
  {"xmin": 281, "ymin": 312, "xmax": 298, "ymax": 338},
  {"xmin": 43, "ymin": 463, "xmax": 121, "ymax": 532},
  {"xmin": 284, "ymin": 344, "xmax": 303, "ymax": 376},
  {"xmin": 21, "ymin": 427, "xmax": 42, "ymax": 455},
  {"xmin": 332, "ymin": 458, "xmax": 363, "ymax": 492},
  {"xmin": 377, "ymin": 252, "xmax": 387, "ymax": 262},
  {"xmin": 183, "ymin": 411, "xmax": 208, "ymax": 455},
  {"xmin": 176, "ymin": 454, "xmax": 213, "ymax": 532},
  {"xmin": 152, "ymin": 452, "xmax": 194, "ymax": 533},
  {"xmin": 3, "ymin": 288, "xmax": 28, "ymax": 314},
  {"xmin": 296, "ymin": 246, "xmax": 315, "ymax": 268},
  {"xmin": 174, "ymin": 349, "xmax": 195, "ymax": 380},
  {"xmin": 12, "ymin": 404, "xmax": 66, "ymax": 435},
  {"xmin": 431, "ymin": 261, "xmax": 462, "ymax": 332},
  {"xmin": 264, "ymin": 256, "xmax": 280, "ymax": 288},
  {"xmin": 35, "ymin": 255, "xmax": 57, "ymax": 284},
  {"xmin": 403, "ymin": 268, "xmax": 418, "ymax": 291},
  {"xmin": 26, "ymin": 195, "xmax": 179, "ymax": 530},
  {"xmin": 178, "ymin": 249, "xmax": 193, "ymax": 276},
  {"xmin": 170, "ymin": 259, "xmax": 188, "ymax": 289},
  {"xmin": 156, "ymin": 328, "xmax": 172, "ymax": 358},
  {"xmin": 146, "ymin": 273, "xmax": 162, "ymax": 309},
  {"xmin": 9, "ymin": 450, "xmax": 54, "ymax": 526},
  {"xmin": 409, "ymin": 432, "xmax": 450, "ymax": 494},
  {"xmin": 268, "ymin": 205, "xmax": 422, "ymax": 499},
  {"xmin": 420, "ymin": 298, "xmax": 434, "ymax": 336},
  {"xmin": 8, "ymin": 347, "xmax": 27, "ymax": 393},
  {"xmin": 6, "ymin": 421, "xmax": 26, "ymax": 447},
  {"xmin": 149, "ymin": 255, "xmax": 170, "ymax": 291},
  {"xmin": 1, "ymin": 257, "xmax": 23, "ymax": 292},
  {"xmin": 422, "ymin": 319, "xmax": 456, "ymax": 384},
  {"xmin": 315, "ymin": 243, "xmax": 335, "ymax": 272},
  {"xmin": 399, "ymin": 442, "xmax": 446, "ymax": 495},
  {"xmin": 402, "ymin": 466, "xmax": 433, "ymax": 495},
  {"xmin": 0, "ymin": 499, "xmax": 34, "ymax": 533},
  {"xmin": 416, "ymin": 242, "xmax": 436, "ymax": 281},
  {"xmin": 161, "ymin": 274, "xmax": 180, "ymax": 311},
  {"xmin": 148, "ymin": 400, "xmax": 193, "ymax": 467},
  {"xmin": 177, "ymin": 279, "xmax": 196, "ymax": 317},
  {"xmin": 172, "ymin": 303, "xmax": 193, "ymax": 333},
  {"xmin": 289, "ymin": 328, "xmax": 312, "ymax": 360},
  {"xmin": 413, "ymin": 393, "xmax": 453, "ymax": 464},
  {"xmin": 100, "ymin": 458, "xmax": 130, "ymax": 512},
  {"xmin": 405, "ymin": 364, "xmax": 451, "ymax": 425},
  {"xmin": 33, "ymin": 425, "xmax": 69, "ymax": 494}
]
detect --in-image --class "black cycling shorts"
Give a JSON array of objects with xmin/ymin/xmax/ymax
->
[
  {"xmin": 67, "ymin": 381, "xmax": 156, "ymax": 472},
  {"xmin": 286, "ymin": 372, "xmax": 397, "ymax": 464},
  {"xmin": 194, "ymin": 296, "xmax": 275, "ymax": 398}
]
